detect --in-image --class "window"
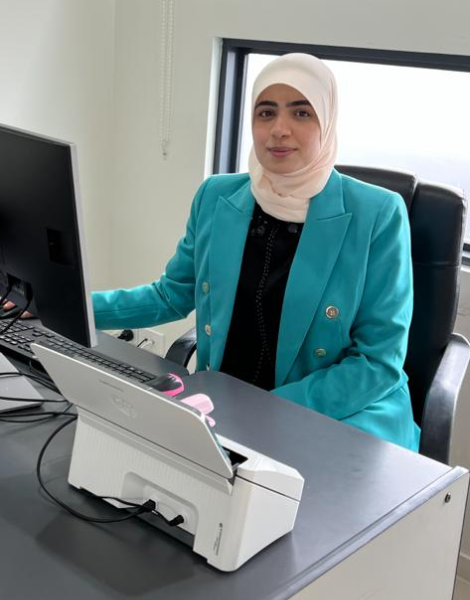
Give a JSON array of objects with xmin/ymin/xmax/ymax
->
[{"xmin": 214, "ymin": 40, "xmax": 470, "ymax": 243}]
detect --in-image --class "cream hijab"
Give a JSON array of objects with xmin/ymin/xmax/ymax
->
[{"xmin": 248, "ymin": 53, "xmax": 338, "ymax": 222}]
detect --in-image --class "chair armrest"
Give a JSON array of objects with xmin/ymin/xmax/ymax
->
[
  {"xmin": 419, "ymin": 332, "xmax": 470, "ymax": 464},
  {"xmin": 165, "ymin": 327, "xmax": 197, "ymax": 368}
]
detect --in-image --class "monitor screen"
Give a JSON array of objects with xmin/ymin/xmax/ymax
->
[{"xmin": 0, "ymin": 124, "xmax": 97, "ymax": 347}]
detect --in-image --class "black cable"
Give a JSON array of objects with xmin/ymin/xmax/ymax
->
[
  {"xmin": 0, "ymin": 368, "xmax": 67, "ymax": 421},
  {"xmin": 0, "ymin": 371, "xmax": 66, "ymax": 403},
  {"xmin": 89, "ymin": 493, "xmax": 185, "ymax": 527},
  {"xmin": 117, "ymin": 329, "xmax": 134, "ymax": 342},
  {"xmin": 27, "ymin": 361, "xmax": 60, "ymax": 393},
  {"xmin": 36, "ymin": 416, "xmax": 143, "ymax": 523},
  {"xmin": 36, "ymin": 416, "xmax": 184, "ymax": 525},
  {"xmin": 137, "ymin": 338, "xmax": 149, "ymax": 348},
  {"xmin": 0, "ymin": 300, "xmax": 32, "ymax": 335},
  {"xmin": 0, "ymin": 285, "xmax": 13, "ymax": 307},
  {"xmin": 0, "ymin": 370, "xmax": 59, "ymax": 389},
  {"xmin": 80, "ymin": 491, "xmax": 147, "ymax": 508},
  {"xmin": 0, "ymin": 403, "xmax": 74, "ymax": 424},
  {"xmin": 0, "ymin": 307, "xmax": 23, "ymax": 320},
  {"xmin": 0, "ymin": 395, "xmax": 65, "ymax": 403},
  {"xmin": 0, "ymin": 287, "xmax": 18, "ymax": 320}
]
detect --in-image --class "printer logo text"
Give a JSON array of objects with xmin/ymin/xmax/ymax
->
[{"xmin": 110, "ymin": 394, "xmax": 138, "ymax": 419}]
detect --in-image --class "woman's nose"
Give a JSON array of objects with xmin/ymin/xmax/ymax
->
[{"xmin": 271, "ymin": 114, "xmax": 291, "ymax": 138}]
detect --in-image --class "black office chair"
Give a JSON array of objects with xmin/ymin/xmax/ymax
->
[{"xmin": 165, "ymin": 165, "xmax": 470, "ymax": 465}]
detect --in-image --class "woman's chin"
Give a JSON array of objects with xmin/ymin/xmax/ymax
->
[
  {"xmin": 268, "ymin": 162, "xmax": 300, "ymax": 175},
  {"xmin": 261, "ymin": 157, "xmax": 302, "ymax": 175}
]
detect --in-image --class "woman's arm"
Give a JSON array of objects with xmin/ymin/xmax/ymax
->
[
  {"xmin": 272, "ymin": 194, "xmax": 413, "ymax": 422},
  {"xmin": 92, "ymin": 178, "xmax": 210, "ymax": 330}
]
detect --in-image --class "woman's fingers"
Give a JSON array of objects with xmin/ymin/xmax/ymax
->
[{"xmin": 1, "ymin": 300, "xmax": 33, "ymax": 318}]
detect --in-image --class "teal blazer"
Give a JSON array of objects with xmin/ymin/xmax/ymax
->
[{"xmin": 93, "ymin": 169, "xmax": 420, "ymax": 451}]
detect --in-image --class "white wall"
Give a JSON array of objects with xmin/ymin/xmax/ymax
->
[
  {"xmin": 109, "ymin": 0, "xmax": 470, "ymax": 578},
  {"xmin": 0, "ymin": 0, "xmax": 116, "ymax": 288}
]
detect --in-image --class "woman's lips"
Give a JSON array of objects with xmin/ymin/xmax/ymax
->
[{"xmin": 268, "ymin": 147, "xmax": 296, "ymax": 158}]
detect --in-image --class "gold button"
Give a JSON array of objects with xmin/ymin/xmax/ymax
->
[
  {"xmin": 205, "ymin": 324, "xmax": 211, "ymax": 336},
  {"xmin": 326, "ymin": 306, "xmax": 339, "ymax": 319},
  {"xmin": 316, "ymin": 348, "xmax": 327, "ymax": 357},
  {"xmin": 202, "ymin": 282, "xmax": 210, "ymax": 294}
]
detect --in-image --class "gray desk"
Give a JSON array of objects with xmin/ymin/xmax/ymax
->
[{"xmin": 0, "ymin": 369, "xmax": 468, "ymax": 599}]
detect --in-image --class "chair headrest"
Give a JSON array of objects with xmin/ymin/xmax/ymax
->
[{"xmin": 336, "ymin": 165, "xmax": 417, "ymax": 210}]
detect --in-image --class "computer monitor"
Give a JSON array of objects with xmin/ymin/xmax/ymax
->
[{"xmin": 0, "ymin": 123, "xmax": 97, "ymax": 347}]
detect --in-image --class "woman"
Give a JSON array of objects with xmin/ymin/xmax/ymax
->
[{"xmin": 93, "ymin": 53, "xmax": 420, "ymax": 451}]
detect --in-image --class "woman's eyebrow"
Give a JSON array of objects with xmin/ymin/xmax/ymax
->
[
  {"xmin": 254, "ymin": 100, "xmax": 277, "ymax": 109},
  {"xmin": 254, "ymin": 99, "xmax": 313, "ymax": 109},
  {"xmin": 286, "ymin": 100, "xmax": 312, "ymax": 108}
]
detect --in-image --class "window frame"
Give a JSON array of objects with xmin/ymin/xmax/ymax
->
[{"xmin": 213, "ymin": 39, "xmax": 470, "ymax": 260}]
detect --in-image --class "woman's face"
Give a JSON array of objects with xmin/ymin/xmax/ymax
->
[{"xmin": 252, "ymin": 84, "xmax": 321, "ymax": 174}]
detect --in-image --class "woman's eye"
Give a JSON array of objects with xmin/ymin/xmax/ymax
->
[
  {"xmin": 295, "ymin": 109, "xmax": 311, "ymax": 118},
  {"xmin": 257, "ymin": 109, "xmax": 274, "ymax": 118}
]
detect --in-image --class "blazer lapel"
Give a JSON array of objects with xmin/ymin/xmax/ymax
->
[
  {"xmin": 209, "ymin": 180, "xmax": 255, "ymax": 370},
  {"xmin": 276, "ymin": 170, "xmax": 352, "ymax": 386}
]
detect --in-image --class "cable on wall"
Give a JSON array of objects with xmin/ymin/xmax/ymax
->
[{"xmin": 160, "ymin": 0, "xmax": 175, "ymax": 160}]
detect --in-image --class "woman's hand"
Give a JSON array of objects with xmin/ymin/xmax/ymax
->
[{"xmin": 1, "ymin": 300, "xmax": 33, "ymax": 318}]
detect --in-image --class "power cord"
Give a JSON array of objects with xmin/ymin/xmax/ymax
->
[
  {"xmin": 0, "ymin": 402, "xmax": 74, "ymax": 424},
  {"xmin": 0, "ymin": 370, "xmax": 61, "ymax": 394},
  {"xmin": 26, "ymin": 364, "xmax": 61, "ymax": 393},
  {"xmin": 117, "ymin": 329, "xmax": 134, "ymax": 342},
  {"xmin": 27, "ymin": 360, "xmax": 59, "ymax": 392},
  {"xmin": 0, "ymin": 362, "xmax": 185, "ymax": 525},
  {"xmin": 0, "ymin": 300, "xmax": 32, "ymax": 335},
  {"xmin": 36, "ymin": 416, "xmax": 185, "ymax": 526},
  {"xmin": 0, "ymin": 370, "xmax": 69, "ymax": 422},
  {"xmin": 0, "ymin": 364, "xmax": 70, "ymax": 421},
  {"xmin": 0, "ymin": 307, "xmax": 23, "ymax": 320},
  {"xmin": 0, "ymin": 286, "xmax": 19, "ymax": 319},
  {"xmin": 0, "ymin": 391, "xmax": 66, "ymax": 404},
  {"xmin": 0, "ymin": 285, "xmax": 13, "ymax": 309},
  {"xmin": 83, "ymin": 491, "xmax": 185, "ymax": 527}
]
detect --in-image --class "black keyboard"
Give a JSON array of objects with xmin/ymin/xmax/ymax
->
[
  {"xmin": 0, "ymin": 320, "xmax": 180, "ymax": 387},
  {"xmin": 0, "ymin": 321, "xmax": 54, "ymax": 360}
]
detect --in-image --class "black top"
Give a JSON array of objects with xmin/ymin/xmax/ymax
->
[{"xmin": 220, "ymin": 203, "xmax": 304, "ymax": 390}]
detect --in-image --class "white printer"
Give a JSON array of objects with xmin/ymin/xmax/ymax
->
[{"xmin": 33, "ymin": 343, "xmax": 304, "ymax": 572}]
